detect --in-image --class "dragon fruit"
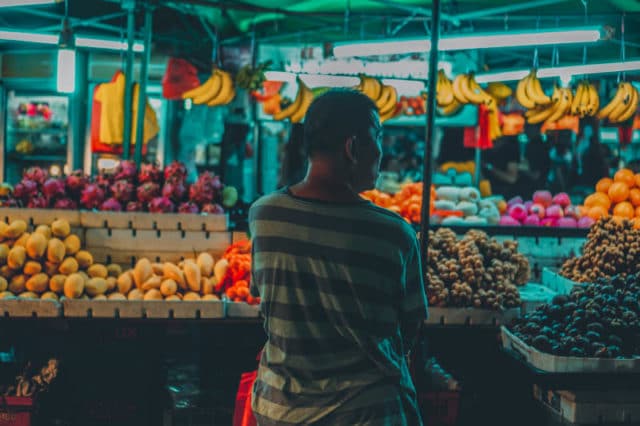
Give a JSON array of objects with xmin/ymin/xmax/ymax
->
[
  {"xmin": 23, "ymin": 167, "xmax": 48, "ymax": 185},
  {"xmin": 42, "ymin": 178, "xmax": 67, "ymax": 200},
  {"xmin": 136, "ymin": 182, "xmax": 160, "ymax": 203},
  {"xmin": 100, "ymin": 198, "xmax": 122, "ymax": 212},
  {"xmin": 139, "ymin": 163, "xmax": 163, "ymax": 184},
  {"xmin": 178, "ymin": 202, "xmax": 200, "ymax": 214},
  {"xmin": 164, "ymin": 161, "xmax": 187, "ymax": 182},
  {"xmin": 80, "ymin": 184, "xmax": 106, "ymax": 210},
  {"xmin": 126, "ymin": 201, "xmax": 144, "ymax": 212},
  {"xmin": 148, "ymin": 196, "xmax": 175, "ymax": 213},
  {"xmin": 0, "ymin": 198, "xmax": 19, "ymax": 208},
  {"xmin": 13, "ymin": 179, "xmax": 39, "ymax": 201},
  {"xmin": 114, "ymin": 160, "xmax": 137, "ymax": 182},
  {"xmin": 189, "ymin": 172, "xmax": 222, "ymax": 205},
  {"xmin": 95, "ymin": 172, "xmax": 114, "ymax": 191},
  {"xmin": 201, "ymin": 203, "xmax": 224, "ymax": 214},
  {"xmin": 111, "ymin": 180, "xmax": 135, "ymax": 203},
  {"xmin": 162, "ymin": 181, "xmax": 187, "ymax": 202},
  {"xmin": 27, "ymin": 196, "xmax": 48, "ymax": 209},
  {"xmin": 53, "ymin": 198, "xmax": 78, "ymax": 210},
  {"xmin": 66, "ymin": 170, "xmax": 89, "ymax": 196}
]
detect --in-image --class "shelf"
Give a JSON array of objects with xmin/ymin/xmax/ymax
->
[{"xmin": 7, "ymin": 152, "xmax": 66, "ymax": 162}]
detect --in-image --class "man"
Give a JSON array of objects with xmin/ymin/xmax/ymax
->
[{"xmin": 249, "ymin": 89, "xmax": 428, "ymax": 425}]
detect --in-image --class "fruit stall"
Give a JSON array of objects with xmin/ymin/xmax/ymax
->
[{"xmin": 2, "ymin": 1, "xmax": 640, "ymax": 426}]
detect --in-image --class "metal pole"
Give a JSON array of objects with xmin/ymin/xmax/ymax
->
[
  {"xmin": 251, "ymin": 30, "xmax": 263, "ymax": 197},
  {"xmin": 122, "ymin": 1, "xmax": 136, "ymax": 160},
  {"xmin": 419, "ymin": 0, "xmax": 439, "ymax": 273},
  {"xmin": 134, "ymin": 3, "xmax": 153, "ymax": 165}
]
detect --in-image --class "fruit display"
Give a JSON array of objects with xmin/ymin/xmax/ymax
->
[
  {"xmin": 268, "ymin": 79, "xmax": 314, "ymax": 123},
  {"xmin": 215, "ymin": 240, "xmax": 259, "ymax": 305},
  {"xmin": 582, "ymin": 169, "xmax": 640, "ymax": 223},
  {"xmin": 524, "ymin": 86, "xmax": 573, "ymax": 125},
  {"xmin": 426, "ymin": 228, "xmax": 528, "ymax": 310},
  {"xmin": 355, "ymin": 75, "xmax": 399, "ymax": 123},
  {"xmin": 500, "ymin": 191, "xmax": 592, "ymax": 228},
  {"xmin": 4, "ymin": 163, "xmax": 237, "ymax": 213},
  {"xmin": 560, "ymin": 217, "xmax": 640, "ymax": 283},
  {"xmin": 509, "ymin": 275, "xmax": 640, "ymax": 358},
  {"xmin": 570, "ymin": 80, "xmax": 600, "ymax": 118},
  {"xmin": 597, "ymin": 82, "xmax": 638, "ymax": 124},
  {"xmin": 181, "ymin": 68, "xmax": 236, "ymax": 107}
]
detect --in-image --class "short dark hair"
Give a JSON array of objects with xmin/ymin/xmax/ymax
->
[{"xmin": 303, "ymin": 89, "xmax": 378, "ymax": 157}]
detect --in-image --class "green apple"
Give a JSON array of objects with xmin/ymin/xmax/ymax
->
[{"xmin": 222, "ymin": 186, "xmax": 238, "ymax": 208}]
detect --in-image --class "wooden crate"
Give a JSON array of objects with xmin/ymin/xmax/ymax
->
[
  {"xmin": 81, "ymin": 211, "xmax": 228, "ymax": 232},
  {"xmin": 0, "ymin": 208, "xmax": 81, "ymax": 227},
  {"xmin": 63, "ymin": 299, "xmax": 143, "ymax": 318},
  {"xmin": 0, "ymin": 299, "xmax": 61, "ymax": 318},
  {"xmin": 143, "ymin": 300, "xmax": 224, "ymax": 319},
  {"xmin": 84, "ymin": 228, "xmax": 232, "ymax": 267}
]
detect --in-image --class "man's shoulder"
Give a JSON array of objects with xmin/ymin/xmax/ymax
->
[
  {"xmin": 250, "ymin": 191, "xmax": 289, "ymax": 211},
  {"xmin": 363, "ymin": 203, "xmax": 417, "ymax": 241}
]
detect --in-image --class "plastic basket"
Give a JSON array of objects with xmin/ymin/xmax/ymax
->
[
  {"xmin": 0, "ymin": 397, "xmax": 33, "ymax": 426},
  {"xmin": 419, "ymin": 391, "xmax": 460, "ymax": 426}
]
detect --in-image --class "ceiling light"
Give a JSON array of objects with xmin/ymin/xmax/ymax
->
[
  {"xmin": 0, "ymin": 0, "xmax": 60, "ymax": 7},
  {"xmin": 57, "ymin": 18, "xmax": 75, "ymax": 94},
  {"xmin": 0, "ymin": 28, "xmax": 143, "ymax": 51},
  {"xmin": 476, "ymin": 60, "xmax": 640, "ymax": 83},
  {"xmin": 333, "ymin": 26, "xmax": 603, "ymax": 58}
]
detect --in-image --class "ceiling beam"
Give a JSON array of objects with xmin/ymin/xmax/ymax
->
[
  {"xmin": 452, "ymin": 0, "xmax": 570, "ymax": 22},
  {"xmin": 367, "ymin": 0, "xmax": 460, "ymax": 26}
]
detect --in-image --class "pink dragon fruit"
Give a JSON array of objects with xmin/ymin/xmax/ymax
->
[
  {"xmin": 136, "ymin": 182, "xmax": 160, "ymax": 203},
  {"xmin": 95, "ymin": 172, "xmax": 114, "ymax": 191},
  {"xmin": 100, "ymin": 198, "xmax": 122, "ymax": 212},
  {"xmin": 529, "ymin": 203, "xmax": 546, "ymax": 219},
  {"xmin": 42, "ymin": 178, "xmax": 67, "ymax": 200},
  {"xmin": 53, "ymin": 198, "xmax": 78, "ymax": 210},
  {"xmin": 66, "ymin": 170, "xmax": 89, "ymax": 196},
  {"xmin": 523, "ymin": 215, "xmax": 541, "ymax": 226},
  {"xmin": 162, "ymin": 181, "xmax": 187, "ymax": 202},
  {"xmin": 27, "ymin": 196, "xmax": 48, "ymax": 209},
  {"xmin": 499, "ymin": 216, "xmax": 521, "ymax": 226},
  {"xmin": 148, "ymin": 196, "xmax": 175, "ymax": 213},
  {"xmin": 114, "ymin": 160, "xmax": 137, "ymax": 182},
  {"xmin": 178, "ymin": 202, "xmax": 199, "ymax": 214},
  {"xmin": 507, "ymin": 196, "xmax": 524, "ymax": 208},
  {"xmin": 541, "ymin": 217, "xmax": 558, "ymax": 227},
  {"xmin": 189, "ymin": 172, "xmax": 222, "ymax": 206},
  {"xmin": 13, "ymin": 180, "xmax": 39, "ymax": 201},
  {"xmin": 201, "ymin": 203, "xmax": 224, "ymax": 214},
  {"xmin": 552, "ymin": 192, "xmax": 571, "ymax": 208},
  {"xmin": 139, "ymin": 163, "xmax": 163, "ymax": 184},
  {"xmin": 164, "ymin": 161, "xmax": 187, "ymax": 182},
  {"xmin": 80, "ymin": 184, "xmax": 106, "ymax": 210},
  {"xmin": 508, "ymin": 204, "xmax": 527, "ymax": 222},
  {"xmin": 111, "ymin": 180, "xmax": 135, "ymax": 203},
  {"xmin": 557, "ymin": 217, "xmax": 577, "ymax": 228},
  {"xmin": 578, "ymin": 216, "xmax": 595, "ymax": 228},
  {"xmin": 545, "ymin": 205, "xmax": 564, "ymax": 219},
  {"xmin": 23, "ymin": 167, "xmax": 48, "ymax": 185},
  {"xmin": 126, "ymin": 201, "xmax": 144, "ymax": 212},
  {"xmin": 0, "ymin": 198, "xmax": 19, "ymax": 208},
  {"xmin": 533, "ymin": 190, "xmax": 553, "ymax": 208}
]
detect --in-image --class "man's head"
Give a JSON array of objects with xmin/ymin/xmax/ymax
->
[{"xmin": 304, "ymin": 89, "xmax": 382, "ymax": 191}]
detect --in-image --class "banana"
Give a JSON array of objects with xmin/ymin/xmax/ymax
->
[
  {"xmin": 468, "ymin": 75, "xmax": 494, "ymax": 105},
  {"xmin": 378, "ymin": 86, "xmax": 398, "ymax": 116},
  {"xmin": 486, "ymin": 82, "xmax": 512, "ymax": 99},
  {"xmin": 452, "ymin": 74, "xmax": 471, "ymax": 104},
  {"xmin": 273, "ymin": 80, "xmax": 306, "ymax": 121},
  {"xmin": 571, "ymin": 82, "xmax": 586, "ymax": 116},
  {"xmin": 192, "ymin": 72, "xmax": 223, "ymax": 105},
  {"xmin": 357, "ymin": 75, "xmax": 382, "ymax": 101},
  {"xmin": 380, "ymin": 105, "xmax": 399, "ymax": 123},
  {"xmin": 436, "ymin": 70, "xmax": 455, "ymax": 107},
  {"xmin": 525, "ymin": 70, "xmax": 551, "ymax": 106},
  {"xmin": 439, "ymin": 98, "xmax": 462, "ymax": 116},
  {"xmin": 584, "ymin": 83, "xmax": 599, "ymax": 116},
  {"xmin": 458, "ymin": 74, "xmax": 487, "ymax": 105},
  {"xmin": 606, "ymin": 83, "xmax": 632, "ymax": 123},
  {"xmin": 487, "ymin": 103, "xmax": 502, "ymax": 140},
  {"xmin": 610, "ymin": 83, "xmax": 638, "ymax": 123},
  {"xmin": 182, "ymin": 72, "xmax": 218, "ymax": 104},
  {"xmin": 207, "ymin": 70, "xmax": 235, "ymax": 106},
  {"xmin": 290, "ymin": 85, "xmax": 314, "ymax": 123},
  {"xmin": 546, "ymin": 88, "xmax": 573, "ymax": 123},
  {"xmin": 375, "ymin": 85, "xmax": 393, "ymax": 110},
  {"xmin": 598, "ymin": 82, "xmax": 628, "ymax": 120},
  {"xmin": 516, "ymin": 74, "xmax": 536, "ymax": 109}
]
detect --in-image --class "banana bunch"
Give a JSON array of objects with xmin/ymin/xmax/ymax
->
[
  {"xmin": 436, "ymin": 70, "xmax": 462, "ymax": 116},
  {"xmin": 356, "ymin": 75, "xmax": 399, "ymax": 123},
  {"xmin": 486, "ymin": 82, "xmax": 513, "ymax": 100},
  {"xmin": 182, "ymin": 68, "xmax": 236, "ymax": 107},
  {"xmin": 598, "ymin": 82, "xmax": 639, "ymax": 124},
  {"xmin": 516, "ymin": 70, "xmax": 551, "ymax": 109},
  {"xmin": 452, "ymin": 73, "xmax": 494, "ymax": 106},
  {"xmin": 271, "ymin": 79, "xmax": 314, "ymax": 123},
  {"xmin": 570, "ymin": 81, "xmax": 599, "ymax": 117},
  {"xmin": 487, "ymin": 102, "xmax": 502, "ymax": 140},
  {"xmin": 525, "ymin": 86, "xmax": 573, "ymax": 124}
]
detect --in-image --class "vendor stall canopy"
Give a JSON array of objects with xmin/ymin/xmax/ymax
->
[{"xmin": 0, "ymin": 0, "xmax": 638, "ymax": 72}]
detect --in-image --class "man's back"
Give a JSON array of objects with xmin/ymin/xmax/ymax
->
[{"xmin": 249, "ymin": 189, "xmax": 428, "ymax": 425}]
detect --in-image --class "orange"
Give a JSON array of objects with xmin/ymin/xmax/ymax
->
[
  {"xmin": 634, "ymin": 218, "xmax": 640, "ymax": 229},
  {"xmin": 635, "ymin": 174, "xmax": 640, "ymax": 189},
  {"xmin": 636, "ymin": 206, "xmax": 640, "ymax": 217},
  {"xmin": 614, "ymin": 168, "xmax": 636, "ymax": 187},
  {"xmin": 613, "ymin": 201, "xmax": 635, "ymax": 219},
  {"xmin": 630, "ymin": 189, "xmax": 640, "ymax": 207},
  {"xmin": 595, "ymin": 177, "xmax": 613, "ymax": 194},
  {"xmin": 608, "ymin": 182, "xmax": 630, "ymax": 203},
  {"xmin": 584, "ymin": 192, "xmax": 612, "ymax": 210},
  {"xmin": 588, "ymin": 205, "xmax": 609, "ymax": 220}
]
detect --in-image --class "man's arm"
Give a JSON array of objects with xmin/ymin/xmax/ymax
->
[{"xmin": 400, "ymin": 236, "xmax": 428, "ymax": 355}]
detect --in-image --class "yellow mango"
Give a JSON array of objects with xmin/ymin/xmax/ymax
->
[
  {"xmin": 141, "ymin": 275, "xmax": 162, "ymax": 291},
  {"xmin": 143, "ymin": 289, "xmax": 163, "ymax": 300},
  {"xmin": 26, "ymin": 233, "xmax": 47, "ymax": 259},
  {"xmin": 49, "ymin": 275, "xmax": 66, "ymax": 294},
  {"xmin": 41, "ymin": 291, "xmax": 58, "ymax": 301},
  {"xmin": 202, "ymin": 294, "xmax": 220, "ymax": 301},
  {"xmin": 14, "ymin": 232, "xmax": 31, "ymax": 249},
  {"xmin": 92, "ymin": 294, "xmax": 107, "ymax": 301},
  {"xmin": 160, "ymin": 279, "xmax": 177, "ymax": 297},
  {"xmin": 63, "ymin": 234, "xmax": 80, "ymax": 255},
  {"xmin": 63, "ymin": 273, "xmax": 85, "ymax": 299},
  {"xmin": 197, "ymin": 252, "xmax": 214, "ymax": 277},
  {"xmin": 214, "ymin": 259, "xmax": 229, "ymax": 284},
  {"xmin": 127, "ymin": 288, "xmax": 144, "ymax": 300},
  {"xmin": 116, "ymin": 271, "xmax": 133, "ymax": 294},
  {"xmin": 4, "ymin": 220, "xmax": 27, "ymax": 239},
  {"xmin": 7, "ymin": 246, "xmax": 26, "ymax": 270},
  {"xmin": 23, "ymin": 261, "xmax": 42, "ymax": 276},
  {"xmin": 0, "ymin": 243, "xmax": 9, "ymax": 265},
  {"xmin": 25, "ymin": 273, "xmax": 48, "ymax": 293},
  {"xmin": 58, "ymin": 257, "xmax": 79, "ymax": 275},
  {"xmin": 133, "ymin": 258, "xmax": 152, "ymax": 288},
  {"xmin": 183, "ymin": 260, "xmax": 201, "ymax": 293},
  {"xmin": 87, "ymin": 264, "xmax": 108, "ymax": 279},
  {"xmin": 165, "ymin": 295, "xmax": 181, "ymax": 301},
  {"xmin": 183, "ymin": 292, "xmax": 201, "ymax": 301},
  {"xmin": 43, "ymin": 261, "xmax": 59, "ymax": 276},
  {"xmin": 106, "ymin": 264, "xmax": 122, "ymax": 278},
  {"xmin": 51, "ymin": 219, "xmax": 70, "ymax": 238},
  {"xmin": 0, "ymin": 291, "xmax": 15, "ymax": 299},
  {"xmin": 85, "ymin": 278, "xmax": 107, "ymax": 297},
  {"xmin": 34, "ymin": 225, "xmax": 52, "ymax": 239},
  {"xmin": 46, "ymin": 238, "xmax": 65, "ymax": 263},
  {"xmin": 18, "ymin": 291, "xmax": 38, "ymax": 299},
  {"xmin": 75, "ymin": 251, "xmax": 93, "ymax": 269},
  {"xmin": 107, "ymin": 292, "xmax": 126, "ymax": 301},
  {"xmin": 162, "ymin": 262, "xmax": 186, "ymax": 290},
  {"xmin": 9, "ymin": 275, "xmax": 26, "ymax": 293},
  {"xmin": 105, "ymin": 276, "xmax": 117, "ymax": 292}
]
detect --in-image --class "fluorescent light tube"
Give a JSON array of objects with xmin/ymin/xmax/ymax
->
[
  {"xmin": 0, "ymin": 29, "xmax": 57, "ymax": 44},
  {"xmin": 0, "ymin": 29, "xmax": 143, "ymax": 52},
  {"xmin": 0, "ymin": 0, "xmax": 60, "ymax": 7},
  {"xmin": 56, "ymin": 48, "xmax": 76, "ymax": 93},
  {"xmin": 476, "ymin": 60, "xmax": 640, "ymax": 83},
  {"xmin": 75, "ymin": 37, "xmax": 144, "ymax": 52},
  {"xmin": 333, "ymin": 27, "xmax": 602, "ymax": 58}
]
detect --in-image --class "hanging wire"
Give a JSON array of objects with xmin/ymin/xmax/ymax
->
[
  {"xmin": 581, "ymin": 0, "xmax": 588, "ymax": 78},
  {"xmin": 532, "ymin": 16, "xmax": 540, "ymax": 69},
  {"xmin": 619, "ymin": 13, "xmax": 626, "ymax": 82}
]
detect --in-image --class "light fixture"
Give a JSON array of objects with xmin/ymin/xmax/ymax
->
[
  {"xmin": 333, "ymin": 26, "xmax": 603, "ymax": 58},
  {"xmin": 56, "ymin": 18, "xmax": 76, "ymax": 94},
  {"xmin": 0, "ymin": 28, "xmax": 144, "ymax": 52},
  {"xmin": 475, "ymin": 59, "xmax": 640, "ymax": 83},
  {"xmin": 0, "ymin": 0, "xmax": 60, "ymax": 7},
  {"xmin": 264, "ymin": 71, "xmax": 426, "ymax": 93}
]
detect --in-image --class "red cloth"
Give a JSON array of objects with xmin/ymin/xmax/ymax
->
[
  {"xmin": 463, "ymin": 105, "xmax": 494, "ymax": 149},
  {"xmin": 233, "ymin": 371, "xmax": 258, "ymax": 426},
  {"xmin": 162, "ymin": 58, "xmax": 200, "ymax": 100},
  {"xmin": 619, "ymin": 125, "xmax": 634, "ymax": 149}
]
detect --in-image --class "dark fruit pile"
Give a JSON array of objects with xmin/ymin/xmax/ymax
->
[
  {"xmin": 426, "ymin": 228, "xmax": 528, "ymax": 310},
  {"xmin": 561, "ymin": 218, "xmax": 640, "ymax": 283},
  {"xmin": 510, "ymin": 274, "xmax": 640, "ymax": 358}
]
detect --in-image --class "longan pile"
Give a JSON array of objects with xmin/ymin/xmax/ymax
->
[
  {"xmin": 426, "ymin": 228, "xmax": 528, "ymax": 310},
  {"xmin": 561, "ymin": 218, "xmax": 640, "ymax": 283}
]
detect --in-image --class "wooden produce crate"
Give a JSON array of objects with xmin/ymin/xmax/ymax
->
[
  {"xmin": 0, "ymin": 299, "xmax": 61, "ymax": 318},
  {"xmin": 84, "ymin": 228, "xmax": 233, "ymax": 267},
  {"xmin": 226, "ymin": 302, "xmax": 260, "ymax": 319},
  {"xmin": 62, "ymin": 299, "xmax": 144, "ymax": 319},
  {"xmin": 80, "ymin": 211, "xmax": 228, "ymax": 232},
  {"xmin": 425, "ymin": 307, "xmax": 520, "ymax": 326},
  {"xmin": 143, "ymin": 300, "xmax": 224, "ymax": 319},
  {"xmin": 519, "ymin": 283, "xmax": 557, "ymax": 314},
  {"xmin": 0, "ymin": 208, "xmax": 81, "ymax": 227}
]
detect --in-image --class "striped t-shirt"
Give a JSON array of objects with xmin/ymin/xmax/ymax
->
[{"xmin": 249, "ymin": 189, "xmax": 428, "ymax": 425}]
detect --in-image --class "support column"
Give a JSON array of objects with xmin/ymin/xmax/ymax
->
[
  {"xmin": 121, "ymin": 0, "xmax": 136, "ymax": 160},
  {"xmin": 134, "ymin": 2, "xmax": 153, "ymax": 165}
]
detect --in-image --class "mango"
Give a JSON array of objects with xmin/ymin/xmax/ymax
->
[
  {"xmin": 49, "ymin": 275, "xmax": 66, "ymax": 294},
  {"xmin": 18, "ymin": 291, "xmax": 38, "ymax": 299},
  {"xmin": 25, "ymin": 273, "xmax": 48, "ymax": 293},
  {"xmin": 63, "ymin": 234, "xmax": 80, "ymax": 255},
  {"xmin": 7, "ymin": 246, "xmax": 26, "ymax": 270},
  {"xmin": 63, "ymin": 273, "xmax": 84, "ymax": 299},
  {"xmin": 107, "ymin": 293, "xmax": 127, "ymax": 301},
  {"xmin": 51, "ymin": 219, "xmax": 70, "ymax": 238},
  {"xmin": 23, "ymin": 261, "xmax": 42, "ymax": 276},
  {"xmin": 41, "ymin": 291, "xmax": 58, "ymax": 301},
  {"xmin": 141, "ymin": 275, "xmax": 162, "ymax": 291},
  {"xmin": 151, "ymin": 262, "xmax": 164, "ymax": 275},
  {"xmin": 0, "ymin": 222, "xmax": 8, "ymax": 239},
  {"xmin": 133, "ymin": 258, "xmax": 152, "ymax": 288},
  {"xmin": 4, "ymin": 220, "xmax": 27, "ymax": 239},
  {"xmin": 117, "ymin": 271, "xmax": 133, "ymax": 294},
  {"xmin": 9, "ymin": 275, "xmax": 26, "ymax": 293},
  {"xmin": 202, "ymin": 278, "xmax": 215, "ymax": 295},
  {"xmin": 0, "ymin": 265, "xmax": 14, "ymax": 279},
  {"xmin": 87, "ymin": 264, "xmax": 108, "ymax": 279},
  {"xmin": 183, "ymin": 292, "xmax": 201, "ymax": 301},
  {"xmin": 202, "ymin": 294, "xmax": 220, "ymax": 301},
  {"xmin": 0, "ymin": 291, "xmax": 15, "ymax": 299},
  {"xmin": 58, "ymin": 257, "xmax": 79, "ymax": 275},
  {"xmin": 34, "ymin": 225, "xmax": 52, "ymax": 239},
  {"xmin": 25, "ymin": 233, "xmax": 46, "ymax": 259},
  {"xmin": 46, "ymin": 238, "xmax": 65, "ymax": 263},
  {"xmin": 0, "ymin": 277, "xmax": 6, "ymax": 292},
  {"xmin": 106, "ymin": 264, "xmax": 122, "ymax": 278},
  {"xmin": 127, "ymin": 288, "xmax": 144, "ymax": 300},
  {"xmin": 44, "ymin": 261, "xmax": 59, "ymax": 276},
  {"xmin": 197, "ymin": 253, "xmax": 214, "ymax": 277},
  {"xmin": 75, "ymin": 251, "xmax": 93, "ymax": 269},
  {"xmin": 160, "ymin": 279, "xmax": 177, "ymax": 297},
  {"xmin": 163, "ymin": 262, "xmax": 186, "ymax": 290},
  {"xmin": 14, "ymin": 232, "xmax": 31, "ymax": 249},
  {"xmin": 92, "ymin": 294, "xmax": 107, "ymax": 301},
  {"xmin": 165, "ymin": 295, "xmax": 181, "ymax": 301},
  {"xmin": 183, "ymin": 260, "xmax": 201, "ymax": 293},
  {"xmin": 85, "ymin": 278, "xmax": 107, "ymax": 297},
  {"xmin": 0, "ymin": 243, "xmax": 9, "ymax": 265},
  {"xmin": 214, "ymin": 259, "xmax": 229, "ymax": 284},
  {"xmin": 105, "ymin": 276, "xmax": 117, "ymax": 292},
  {"xmin": 143, "ymin": 289, "xmax": 163, "ymax": 300}
]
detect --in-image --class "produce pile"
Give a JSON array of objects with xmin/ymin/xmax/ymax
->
[
  {"xmin": 216, "ymin": 240, "xmax": 259, "ymax": 305},
  {"xmin": 583, "ymin": 169, "xmax": 640, "ymax": 224},
  {"xmin": 509, "ymin": 275, "xmax": 640, "ymax": 358},
  {"xmin": 1, "ymin": 162, "xmax": 238, "ymax": 213},
  {"xmin": 560, "ymin": 218, "xmax": 640, "ymax": 283},
  {"xmin": 361, "ymin": 182, "xmax": 429, "ymax": 224},
  {"xmin": 426, "ymin": 228, "xmax": 528, "ymax": 310},
  {"xmin": 500, "ymin": 190, "xmax": 592, "ymax": 228}
]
